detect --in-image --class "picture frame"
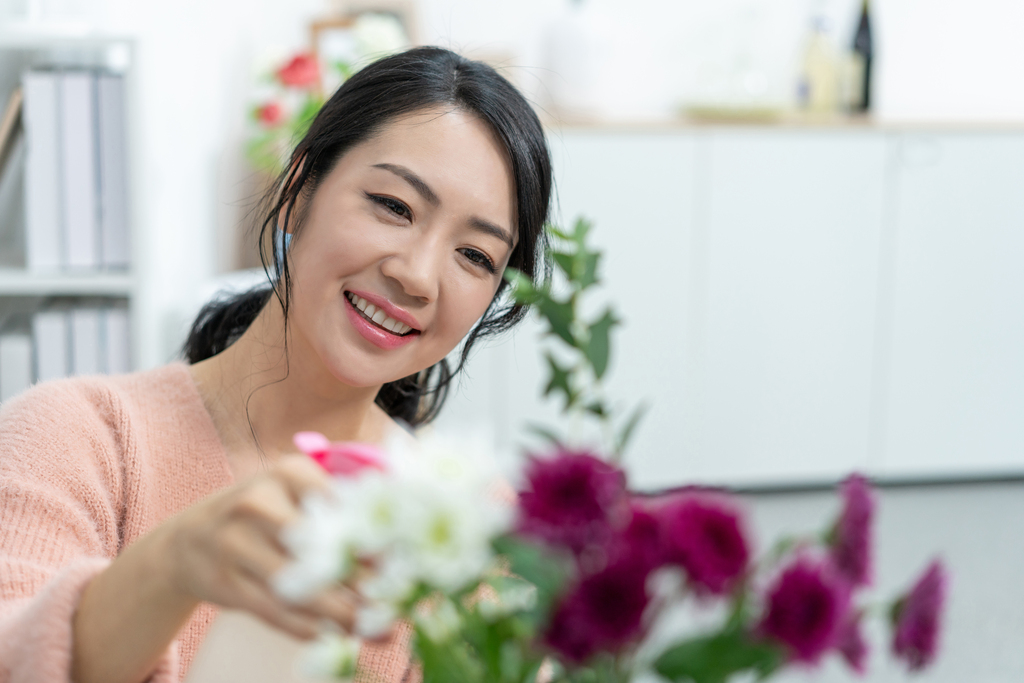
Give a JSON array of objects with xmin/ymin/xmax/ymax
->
[{"xmin": 311, "ymin": 1, "xmax": 417, "ymax": 93}]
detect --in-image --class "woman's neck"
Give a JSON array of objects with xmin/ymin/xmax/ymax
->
[{"xmin": 189, "ymin": 298, "xmax": 391, "ymax": 470}]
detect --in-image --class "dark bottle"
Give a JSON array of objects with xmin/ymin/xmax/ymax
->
[{"xmin": 851, "ymin": 0, "xmax": 873, "ymax": 112}]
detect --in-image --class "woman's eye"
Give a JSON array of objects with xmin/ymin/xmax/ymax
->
[
  {"xmin": 460, "ymin": 248, "xmax": 497, "ymax": 274},
  {"xmin": 369, "ymin": 194, "xmax": 412, "ymax": 220}
]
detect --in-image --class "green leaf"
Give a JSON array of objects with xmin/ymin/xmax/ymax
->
[
  {"xmin": 504, "ymin": 267, "xmax": 542, "ymax": 305},
  {"xmin": 333, "ymin": 60, "xmax": 354, "ymax": 80},
  {"xmin": 546, "ymin": 223, "xmax": 572, "ymax": 241},
  {"xmin": 551, "ymin": 251, "xmax": 575, "ymax": 281},
  {"xmin": 415, "ymin": 624, "xmax": 485, "ymax": 683},
  {"xmin": 538, "ymin": 295, "xmax": 576, "ymax": 346},
  {"xmin": 571, "ymin": 216, "xmax": 593, "ymax": 246},
  {"xmin": 615, "ymin": 401, "xmax": 648, "ymax": 456},
  {"xmin": 584, "ymin": 401, "xmax": 608, "ymax": 417},
  {"xmin": 653, "ymin": 629, "xmax": 785, "ymax": 683},
  {"xmin": 577, "ymin": 251, "xmax": 601, "ymax": 290},
  {"xmin": 543, "ymin": 352, "xmax": 577, "ymax": 409},
  {"xmin": 491, "ymin": 535, "xmax": 572, "ymax": 628},
  {"xmin": 583, "ymin": 308, "xmax": 619, "ymax": 380}
]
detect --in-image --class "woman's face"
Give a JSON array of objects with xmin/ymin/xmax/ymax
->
[{"xmin": 285, "ymin": 108, "xmax": 517, "ymax": 391}]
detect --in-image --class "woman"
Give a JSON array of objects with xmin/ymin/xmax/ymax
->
[{"xmin": 0, "ymin": 47, "xmax": 551, "ymax": 683}]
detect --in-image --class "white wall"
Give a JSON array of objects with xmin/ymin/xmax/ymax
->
[{"xmin": 7, "ymin": 0, "xmax": 1020, "ymax": 365}]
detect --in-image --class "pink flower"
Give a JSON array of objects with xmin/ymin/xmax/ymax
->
[
  {"xmin": 544, "ymin": 554, "xmax": 650, "ymax": 663},
  {"xmin": 276, "ymin": 53, "xmax": 320, "ymax": 89},
  {"xmin": 293, "ymin": 431, "xmax": 386, "ymax": 476},
  {"xmin": 760, "ymin": 557, "xmax": 850, "ymax": 664},
  {"xmin": 830, "ymin": 474, "xmax": 875, "ymax": 588},
  {"xmin": 658, "ymin": 494, "xmax": 750, "ymax": 595},
  {"xmin": 892, "ymin": 559, "xmax": 948, "ymax": 671},
  {"xmin": 517, "ymin": 450, "xmax": 627, "ymax": 554},
  {"xmin": 836, "ymin": 610, "xmax": 869, "ymax": 675},
  {"xmin": 255, "ymin": 101, "xmax": 284, "ymax": 127}
]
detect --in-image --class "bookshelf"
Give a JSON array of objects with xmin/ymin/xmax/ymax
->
[{"xmin": 0, "ymin": 26, "xmax": 139, "ymax": 400}]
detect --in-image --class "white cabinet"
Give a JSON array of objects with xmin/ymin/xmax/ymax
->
[
  {"xmin": 881, "ymin": 133, "xmax": 1024, "ymax": 477},
  {"xmin": 693, "ymin": 131, "xmax": 887, "ymax": 486}
]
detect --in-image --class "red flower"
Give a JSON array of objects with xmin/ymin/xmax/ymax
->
[
  {"xmin": 276, "ymin": 53, "xmax": 320, "ymax": 89},
  {"xmin": 760, "ymin": 557, "xmax": 850, "ymax": 664},
  {"xmin": 544, "ymin": 554, "xmax": 651, "ymax": 663},
  {"xmin": 659, "ymin": 494, "xmax": 750, "ymax": 595},
  {"xmin": 892, "ymin": 559, "xmax": 947, "ymax": 671},
  {"xmin": 517, "ymin": 450, "xmax": 627, "ymax": 554},
  {"xmin": 255, "ymin": 101, "xmax": 284, "ymax": 127},
  {"xmin": 836, "ymin": 610, "xmax": 869, "ymax": 675},
  {"xmin": 293, "ymin": 431, "xmax": 386, "ymax": 476},
  {"xmin": 830, "ymin": 474, "xmax": 875, "ymax": 588}
]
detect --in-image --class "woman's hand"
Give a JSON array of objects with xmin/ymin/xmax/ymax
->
[{"xmin": 157, "ymin": 454, "xmax": 358, "ymax": 640}]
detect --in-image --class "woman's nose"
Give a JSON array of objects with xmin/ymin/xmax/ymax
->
[{"xmin": 379, "ymin": 232, "xmax": 443, "ymax": 303}]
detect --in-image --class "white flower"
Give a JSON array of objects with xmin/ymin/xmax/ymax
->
[
  {"xmin": 415, "ymin": 597, "xmax": 462, "ymax": 643},
  {"xmin": 355, "ymin": 601, "xmax": 398, "ymax": 639},
  {"xmin": 353, "ymin": 13, "xmax": 408, "ymax": 60},
  {"xmin": 297, "ymin": 631, "xmax": 361, "ymax": 680},
  {"xmin": 274, "ymin": 493, "xmax": 354, "ymax": 603}
]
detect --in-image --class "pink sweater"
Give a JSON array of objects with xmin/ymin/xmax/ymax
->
[{"xmin": 0, "ymin": 363, "xmax": 413, "ymax": 682}]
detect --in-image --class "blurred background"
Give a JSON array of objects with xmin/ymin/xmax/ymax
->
[{"xmin": 1, "ymin": 0, "xmax": 1023, "ymax": 680}]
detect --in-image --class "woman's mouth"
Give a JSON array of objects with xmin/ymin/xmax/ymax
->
[{"xmin": 345, "ymin": 292, "xmax": 418, "ymax": 336}]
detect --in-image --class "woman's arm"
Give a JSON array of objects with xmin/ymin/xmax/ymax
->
[{"xmin": 71, "ymin": 456, "xmax": 360, "ymax": 683}]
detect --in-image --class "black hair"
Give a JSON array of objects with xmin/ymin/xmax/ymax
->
[{"xmin": 183, "ymin": 46, "xmax": 552, "ymax": 427}]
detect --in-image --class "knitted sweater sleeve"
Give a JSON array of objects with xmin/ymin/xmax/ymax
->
[{"xmin": 0, "ymin": 380, "xmax": 177, "ymax": 683}]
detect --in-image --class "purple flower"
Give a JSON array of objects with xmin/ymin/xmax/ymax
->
[
  {"xmin": 892, "ymin": 559, "xmax": 948, "ymax": 671},
  {"xmin": 544, "ymin": 554, "xmax": 651, "ymax": 663},
  {"xmin": 610, "ymin": 502, "xmax": 664, "ymax": 573},
  {"xmin": 836, "ymin": 610, "xmax": 869, "ymax": 675},
  {"xmin": 659, "ymin": 494, "xmax": 750, "ymax": 595},
  {"xmin": 830, "ymin": 474, "xmax": 875, "ymax": 588},
  {"xmin": 760, "ymin": 557, "xmax": 850, "ymax": 664},
  {"xmin": 518, "ymin": 450, "xmax": 627, "ymax": 554}
]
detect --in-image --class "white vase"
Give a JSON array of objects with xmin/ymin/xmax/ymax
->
[{"xmin": 542, "ymin": 0, "xmax": 613, "ymax": 121}]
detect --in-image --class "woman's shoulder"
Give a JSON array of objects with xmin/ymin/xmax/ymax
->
[
  {"xmin": 0, "ymin": 363, "xmax": 205, "ymax": 470},
  {"xmin": 0, "ymin": 362, "xmax": 195, "ymax": 424}
]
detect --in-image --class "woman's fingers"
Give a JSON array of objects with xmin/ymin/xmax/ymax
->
[
  {"xmin": 302, "ymin": 585, "xmax": 360, "ymax": 632},
  {"xmin": 232, "ymin": 571, "xmax": 323, "ymax": 641},
  {"xmin": 273, "ymin": 455, "xmax": 332, "ymax": 503}
]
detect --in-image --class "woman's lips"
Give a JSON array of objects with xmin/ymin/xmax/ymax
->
[{"xmin": 343, "ymin": 294, "xmax": 420, "ymax": 350}]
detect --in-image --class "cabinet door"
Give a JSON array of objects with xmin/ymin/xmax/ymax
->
[
  {"xmin": 882, "ymin": 134, "xmax": 1024, "ymax": 477},
  {"xmin": 435, "ymin": 132, "xmax": 699, "ymax": 486},
  {"xmin": 693, "ymin": 131, "xmax": 887, "ymax": 486}
]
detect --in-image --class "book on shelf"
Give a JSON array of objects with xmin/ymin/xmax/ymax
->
[
  {"xmin": 0, "ymin": 132, "xmax": 26, "ymax": 268},
  {"xmin": 18, "ymin": 302, "xmax": 131, "ymax": 397},
  {"xmin": 60, "ymin": 71, "xmax": 100, "ymax": 270},
  {"xmin": 0, "ymin": 86, "xmax": 23, "ymax": 172},
  {"xmin": 23, "ymin": 69, "xmax": 62, "ymax": 271},
  {"xmin": 32, "ymin": 308, "xmax": 70, "ymax": 382},
  {"xmin": 21, "ymin": 67, "xmax": 130, "ymax": 273}
]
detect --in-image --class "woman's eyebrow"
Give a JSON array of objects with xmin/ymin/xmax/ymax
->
[
  {"xmin": 470, "ymin": 217, "xmax": 514, "ymax": 249},
  {"xmin": 373, "ymin": 162, "xmax": 514, "ymax": 248},
  {"xmin": 372, "ymin": 163, "xmax": 439, "ymax": 206}
]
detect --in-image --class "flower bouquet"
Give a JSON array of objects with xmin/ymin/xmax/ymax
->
[
  {"xmin": 247, "ymin": 16, "xmax": 409, "ymax": 175},
  {"xmin": 190, "ymin": 220, "xmax": 948, "ymax": 683},
  {"xmin": 266, "ymin": 219, "xmax": 948, "ymax": 683}
]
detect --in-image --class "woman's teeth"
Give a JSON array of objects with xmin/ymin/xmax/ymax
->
[{"xmin": 346, "ymin": 293, "xmax": 413, "ymax": 335}]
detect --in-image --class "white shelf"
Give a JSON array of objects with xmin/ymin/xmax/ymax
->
[
  {"xmin": 0, "ymin": 269, "xmax": 134, "ymax": 296},
  {"xmin": 0, "ymin": 25, "xmax": 134, "ymax": 49}
]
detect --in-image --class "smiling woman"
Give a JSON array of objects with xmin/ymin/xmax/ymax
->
[{"xmin": 0, "ymin": 47, "xmax": 551, "ymax": 683}]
